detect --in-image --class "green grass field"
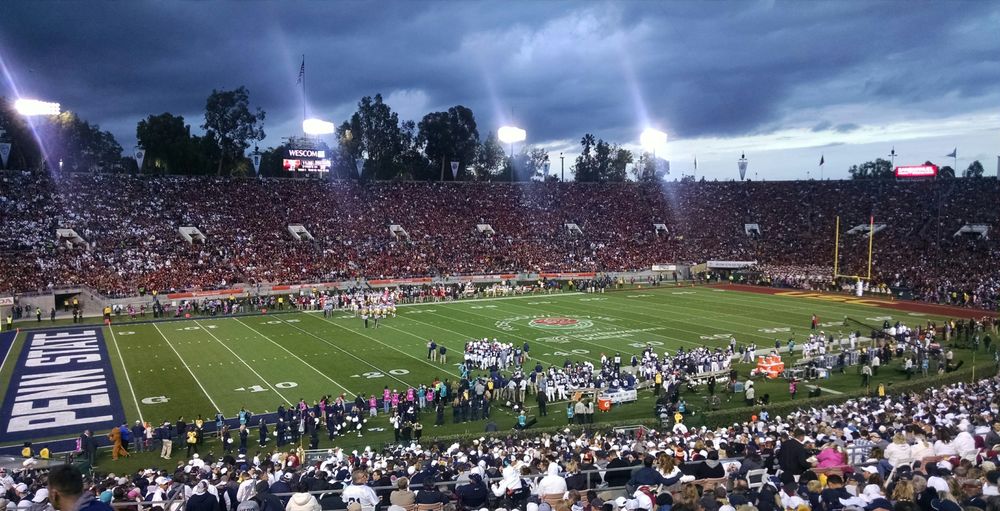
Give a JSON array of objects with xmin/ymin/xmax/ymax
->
[{"xmin": 0, "ymin": 285, "xmax": 989, "ymax": 473}]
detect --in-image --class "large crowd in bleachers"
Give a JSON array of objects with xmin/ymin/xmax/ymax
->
[
  {"xmin": 7, "ymin": 373, "xmax": 1000, "ymax": 511},
  {"xmin": 0, "ymin": 172, "xmax": 997, "ymax": 310}
]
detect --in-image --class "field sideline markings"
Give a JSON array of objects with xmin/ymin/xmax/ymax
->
[
  {"xmin": 435, "ymin": 302, "xmax": 668, "ymax": 361},
  {"xmin": 192, "ymin": 320, "xmax": 294, "ymax": 404},
  {"xmin": 658, "ymin": 289, "xmax": 944, "ymax": 332},
  {"xmin": 301, "ymin": 314, "xmax": 518, "ymax": 418},
  {"xmin": 814, "ymin": 386, "xmax": 844, "ymax": 395},
  {"xmin": 643, "ymin": 286, "xmax": 936, "ymax": 323},
  {"xmin": 303, "ymin": 313, "xmax": 465, "ymax": 378},
  {"xmin": 0, "ymin": 329, "xmax": 19, "ymax": 384},
  {"xmin": 405, "ymin": 311, "xmax": 601, "ymax": 363},
  {"xmin": 498, "ymin": 299, "xmax": 710, "ymax": 349},
  {"xmin": 543, "ymin": 291, "xmax": 791, "ymax": 340},
  {"xmin": 231, "ymin": 318, "xmax": 351, "ymax": 395},
  {"xmin": 107, "ymin": 327, "xmax": 144, "ymax": 423},
  {"xmin": 268, "ymin": 315, "xmax": 419, "ymax": 388},
  {"xmin": 551, "ymin": 290, "xmax": 856, "ymax": 341},
  {"xmin": 300, "ymin": 291, "xmax": 587, "ymax": 316},
  {"xmin": 537, "ymin": 294, "xmax": 776, "ymax": 344},
  {"xmin": 392, "ymin": 310, "xmax": 602, "ymax": 364},
  {"xmin": 151, "ymin": 323, "xmax": 223, "ymax": 412}
]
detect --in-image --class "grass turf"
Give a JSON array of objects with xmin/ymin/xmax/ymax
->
[{"xmin": 0, "ymin": 285, "xmax": 991, "ymax": 474}]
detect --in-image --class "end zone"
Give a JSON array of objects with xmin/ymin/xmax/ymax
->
[
  {"xmin": 716, "ymin": 284, "xmax": 995, "ymax": 320},
  {"xmin": 1, "ymin": 327, "xmax": 125, "ymax": 442}
]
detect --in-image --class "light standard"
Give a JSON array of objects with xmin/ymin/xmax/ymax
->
[
  {"xmin": 14, "ymin": 99, "xmax": 60, "ymax": 117},
  {"xmin": 640, "ymin": 128, "xmax": 667, "ymax": 180},
  {"xmin": 498, "ymin": 126, "xmax": 526, "ymax": 181}
]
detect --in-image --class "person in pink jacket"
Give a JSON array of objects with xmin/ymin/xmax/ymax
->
[{"xmin": 815, "ymin": 441, "xmax": 846, "ymax": 468}]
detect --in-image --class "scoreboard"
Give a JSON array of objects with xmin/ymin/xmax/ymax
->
[
  {"xmin": 894, "ymin": 164, "xmax": 937, "ymax": 178},
  {"xmin": 283, "ymin": 148, "xmax": 331, "ymax": 172}
]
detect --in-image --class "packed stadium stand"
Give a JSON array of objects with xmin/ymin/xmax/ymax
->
[
  {"xmin": 0, "ymin": 171, "xmax": 997, "ymax": 309},
  {"xmin": 5, "ymin": 376, "xmax": 1000, "ymax": 511}
]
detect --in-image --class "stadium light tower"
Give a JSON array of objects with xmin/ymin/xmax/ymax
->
[
  {"xmin": 498, "ymin": 126, "xmax": 526, "ymax": 182},
  {"xmin": 640, "ymin": 128, "xmax": 667, "ymax": 179},
  {"xmin": 14, "ymin": 98, "xmax": 60, "ymax": 117},
  {"xmin": 640, "ymin": 128, "xmax": 667, "ymax": 154},
  {"xmin": 303, "ymin": 118, "xmax": 335, "ymax": 135},
  {"xmin": 498, "ymin": 126, "xmax": 526, "ymax": 158}
]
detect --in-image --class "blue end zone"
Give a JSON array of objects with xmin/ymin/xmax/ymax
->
[{"xmin": 1, "ymin": 327, "xmax": 126, "ymax": 443}]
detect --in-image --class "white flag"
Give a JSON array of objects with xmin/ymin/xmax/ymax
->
[
  {"xmin": 738, "ymin": 154, "xmax": 748, "ymax": 180},
  {"xmin": 134, "ymin": 148, "xmax": 146, "ymax": 171},
  {"xmin": 0, "ymin": 142, "xmax": 10, "ymax": 168},
  {"xmin": 355, "ymin": 158, "xmax": 364, "ymax": 177},
  {"xmin": 251, "ymin": 153, "xmax": 262, "ymax": 175},
  {"xmin": 450, "ymin": 161, "xmax": 459, "ymax": 178}
]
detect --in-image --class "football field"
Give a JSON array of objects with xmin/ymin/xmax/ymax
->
[{"xmin": 0, "ymin": 284, "xmax": 982, "ymax": 457}]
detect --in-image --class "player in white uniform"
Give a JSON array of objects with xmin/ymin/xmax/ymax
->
[{"xmin": 341, "ymin": 469, "xmax": 379, "ymax": 510}]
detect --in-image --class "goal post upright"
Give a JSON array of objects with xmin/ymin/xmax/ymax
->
[
  {"xmin": 867, "ymin": 214, "xmax": 875, "ymax": 281},
  {"xmin": 831, "ymin": 215, "xmax": 877, "ymax": 282},
  {"xmin": 832, "ymin": 215, "xmax": 840, "ymax": 281}
]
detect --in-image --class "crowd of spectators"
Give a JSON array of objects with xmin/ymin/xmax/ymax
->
[
  {"xmin": 0, "ymin": 172, "xmax": 996, "ymax": 310},
  {"xmin": 7, "ymin": 373, "xmax": 1000, "ymax": 511}
]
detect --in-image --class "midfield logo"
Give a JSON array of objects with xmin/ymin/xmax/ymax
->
[
  {"xmin": 527, "ymin": 317, "xmax": 593, "ymax": 330},
  {"xmin": 495, "ymin": 315, "xmax": 615, "ymax": 332}
]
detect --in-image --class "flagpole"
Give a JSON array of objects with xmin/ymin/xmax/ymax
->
[{"xmin": 301, "ymin": 54, "xmax": 306, "ymax": 127}]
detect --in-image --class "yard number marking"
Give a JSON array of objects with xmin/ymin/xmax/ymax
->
[
  {"xmin": 350, "ymin": 369, "xmax": 411, "ymax": 379},
  {"xmin": 234, "ymin": 381, "xmax": 298, "ymax": 392}
]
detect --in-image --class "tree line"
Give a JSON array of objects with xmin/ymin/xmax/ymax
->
[
  {"xmin": 6, "ymin": 88, "xmax": 986, "ymax": 182},
  {"xmin": 1, "ymin": 88, "xmax": 669, "ymax": 182},
  {"xmin": 848, "ymin": 158, "xmax": 986, "ymax": 179}
]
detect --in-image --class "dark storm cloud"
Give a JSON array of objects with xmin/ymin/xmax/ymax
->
[
  {"xmin": 0, "ymin": 0, "xmax": 997, "ymax": 149},
  {"xmin": 812, "ymin": 121, "xmax": 834, "ymax": 132}
]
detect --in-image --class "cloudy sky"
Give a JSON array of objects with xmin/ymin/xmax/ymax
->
[{"xmin": 1, "ymin": 1, "xmax": 998, "ymax": 180}]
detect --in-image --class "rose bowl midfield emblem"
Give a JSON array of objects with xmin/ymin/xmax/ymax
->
[{"xmin": 528, "ymin": 317, "xmax": 594, "ymax": 330}]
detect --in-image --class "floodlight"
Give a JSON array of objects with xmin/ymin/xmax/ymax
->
[
  {"xmin": 497, "ymin": 126, "xmax": 527, "ymax": 145},
  {"xmin": 303, "ymin": 118, "xmax": 335, "ymax": 135},
  {"xmin": 640, "ymin": 128, "xmax": 667, "ymax": 151},
  {"xmin": 14, "ymin": 98, "xmax": 60, "ymax": 116}
]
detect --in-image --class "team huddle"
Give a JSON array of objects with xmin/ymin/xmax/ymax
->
[{"xmin": 339, "ymin": 288, "xmax": 399, "ymax": 327}]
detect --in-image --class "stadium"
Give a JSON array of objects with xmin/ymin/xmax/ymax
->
[{"xmin": 1, "ymin": 3, "xmax": 1000, "ymax": 511}]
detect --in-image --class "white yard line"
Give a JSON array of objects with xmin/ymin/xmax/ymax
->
[
  {"xmin": 108, "ymin": 327, "xmax": 144, "ymax": 423},
  {"xmin": 814, "ymin": 386, "xmax": 845, "ymax": 395},
  {"xmin": 403, "ymin": 307, "xmax": 603, "ymax": 363},
  {"xmin": 0, "ymin": 329, "xmax": 18, "ymax": 381},
  {"xmin": 302, "ymin": 291, "xmax": 585, "ymax": 314},
  {"xmin": 151, "ymin": 323, "xmax": 223, "ymax": 412},
  {"xmin": 232, "ymin": 318, "xmax": 352, "ymax": 395},
  {"xmin": 192, "ymin": 320, "xmax": 293, "ymax": 404},
  {"xmin": 271, "ymin": 315, "xmax": 418, "ymax": 387}
]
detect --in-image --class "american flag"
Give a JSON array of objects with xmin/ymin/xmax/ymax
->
[{"xmin": 297, "ymin": 56, "xmax": 305, "ymax": 85}]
